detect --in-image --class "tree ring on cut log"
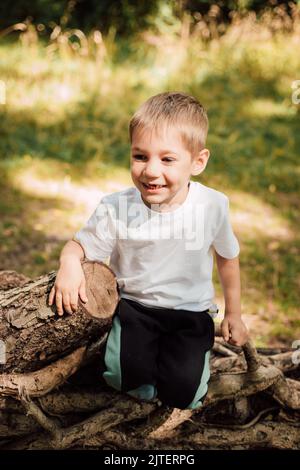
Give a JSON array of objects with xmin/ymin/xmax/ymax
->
[{"xmin": 79, "ymin": 261, "xmax": 119, "ymax": 319}]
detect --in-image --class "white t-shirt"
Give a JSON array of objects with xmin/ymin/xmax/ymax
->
[{"xmin": 74, "ymin": 181, "xmax": 240, "ymax": 312}]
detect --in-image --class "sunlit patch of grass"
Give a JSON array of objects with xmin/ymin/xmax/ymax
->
[
  {"xmin": 11, "ymin": 155, "xmax": 131, "ymax": 186},
  {"xmin": 4, "ymin": 156, "xmax": 132, "ymax": 239},
  {"xmin": 247, "ymin": 98, "xmax": 296, "ymax": 118},
  {"xmin": 229, "ymin": 190, "xmax": 294, "ymax": 241}
]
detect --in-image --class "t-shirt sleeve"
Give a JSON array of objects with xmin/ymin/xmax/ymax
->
[
  {"xmin": 73, "ymin": 199, "xmax": 116, "ymax": 262},
  {"xmin": 212, "ymin": 196, "xmax": 240, "ymax": 259}
]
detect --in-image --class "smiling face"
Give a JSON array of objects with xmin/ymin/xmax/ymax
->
[{"xmin": 130, "ymin": 125, "xmax": 210, "ymax": 211}]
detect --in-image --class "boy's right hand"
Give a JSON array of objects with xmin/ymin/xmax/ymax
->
[{"xmin": 48, "ymin": 258, "xmax": 88, "ymax": 316}]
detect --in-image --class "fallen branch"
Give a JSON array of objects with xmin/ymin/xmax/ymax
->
[{"xmin": 0, "ymin": 347, "xmax": 86, "ymax": 397}]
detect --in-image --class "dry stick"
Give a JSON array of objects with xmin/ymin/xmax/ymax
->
[
  {"xmin": 214, "ymin": 339, "xmax": 242, "ymax": 354},
  {"xmin": 70, "ymin": 419, "xmax": 300, "ymax": 450},
  {"xmin": 147, "ymin": 408, "xmax": 194, "ymax": 439},
  {"xmin": 206, "ymin": 363, "xmax": 281, "ymax": 406},
  {"xmin": 0, "ymin": 332, "xmax": 108, "ymax": 399},
  {"xmin": 211, "ymin": 350, "xmax": 299, "ymax": 374},
  {"xmin": 0, "ymin": 390, "xmax": 123, "ymax": 439},
  {"xmin": 5, "ymin": 419, "xmax": 300, "ymax": 451},
  {"xmin": 19, "ymin": 386, "xmax": 62, "ymax": 441},
  {"xmin": 18, "ymin": 392, "xmax": 157, "ymax": 450},
  {"xmin": 213, "ymin": 342, "xmax": 237, "ymax": 357},
  {"xmin": 37, "ymin": 390, "xmax": 119, "ymax": 416},
  {"xmin": 0, "ymin": 346, "xmax": 86, "ymax": 397},
  {"xmin": 211, "ymin": 355, "xmax": 246, "ymax": 374},
  {"xmin": 243, "ymin": 341, "xmax": 261, "ymax": 372},
  {"xmin": 187, "ymin": 406, "xmax": 280, "ymax": 431},
  {"xmin": 270, "ymin": 377, "xmax": 300, "ymax": 409},
  {"xmin": 185, "ymin": 421, "xmax": 300, "ymax": 450},
  {"xmin": 0, "ymin": 410, "xmax": 42, "ymax": 438},
  {"xmin": 261, "ymin": 351, "xmax": 300, "ymax": 372}
]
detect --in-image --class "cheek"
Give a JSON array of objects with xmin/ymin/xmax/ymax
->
[
  {"xmin": 165, "ymin": 168, "xmax": 181, "ymax": 180},
  {"xmin": 130, "ymin": 166, "xmax": 141, "ymax": 181}
]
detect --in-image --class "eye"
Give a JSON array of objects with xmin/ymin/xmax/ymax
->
[
  {"xmin": 163, "ymin": 157, "xmax": 175, "ymax": 162},
  {"xmin": 132, "ymin": 154, "xmax": 146, "ymax": 161}
]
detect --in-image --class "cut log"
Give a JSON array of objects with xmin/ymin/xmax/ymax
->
[{"xmin": 0, "ymin": 262, "xmax": 119, "ymax": 373}]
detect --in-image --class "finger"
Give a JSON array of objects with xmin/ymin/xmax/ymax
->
[
  {"xmin": 229, "ymin": 330, "xmax": 243, "ymax": 347},
  {"xmin": 62, "ymin": 293, "xmax": 73, "ymax": 315},
  {"xmin": 48, "ymin": 286, "xmax": 55, "ymax": 305},
  {"xmin": 70, "ymin": 291, "xmax": 78, "ymax": 313},
  {"xmin": 221, "ymin": 319, "xmax": 230, "ymax": 342},
  {"xmin": 79, "ymin": 282, "xmax": 88, "ymax": 303},
  {"xmin": 231, "ymin": 326, "xmax": 248, "ymax": 347},
  {"xmin": 56, "ymin": 291, "xmax": 64, "ymax": 316}
]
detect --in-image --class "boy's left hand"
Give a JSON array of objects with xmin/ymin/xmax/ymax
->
[{"xmin": 221, "ymin": 314, "xmax": 249, "ymax": 347}]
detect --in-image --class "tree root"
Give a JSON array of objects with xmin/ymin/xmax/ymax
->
[
  {"xmin": 18, "ymin": 392, "xmax": 157, "ymax": 449},
  {"xmin": 0, "ymin": 327, "xmax": 299, "ymax": 449},
  {"xmin": 0, "ymin": 346, "xmax": 86, "ymax": 397},
  {"xmin": 7, "ymin": 419, "xmax": 299, "ymax": 450}
]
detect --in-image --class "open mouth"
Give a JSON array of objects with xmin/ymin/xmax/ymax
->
[{"xmin": 142, "ymin": 183, "xmax": 166, "ymax": 190}]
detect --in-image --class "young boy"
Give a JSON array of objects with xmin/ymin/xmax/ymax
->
[{"xmin": 49, "ymin": 92, "xmax": 248, "ymax": 410}]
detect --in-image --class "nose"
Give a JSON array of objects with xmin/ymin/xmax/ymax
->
[{"xmin": 143, "ymin": 158, "xmax": 161, "ymax": 178}]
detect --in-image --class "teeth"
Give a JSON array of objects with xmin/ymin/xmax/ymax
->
[{"xmin": 146, "ymin": 184, "xmax": 164, "ymax": 188}]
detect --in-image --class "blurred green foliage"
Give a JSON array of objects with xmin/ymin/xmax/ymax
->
[
  {"xmin": 0, "ymin": 0, "xmax": 160, "ymax": 36},
  {"xmin": 0, "ymin": 0, "xmax": 297, "ymax": 37}
]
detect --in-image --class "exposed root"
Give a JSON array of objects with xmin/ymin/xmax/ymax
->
[{"xmin": 0, "ymin": 347, "xmax": 86, "ymax": 397}]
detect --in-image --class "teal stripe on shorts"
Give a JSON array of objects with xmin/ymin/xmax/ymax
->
[
  {"xmin": 103, "ymin": 315, "xmax": 157, "ymax": 401},
  {"xmin": 103, "ymin": 315, "xmax": 122, "ymax": 391},
  {"xmin": 186, "ymin": 350, "xmax": 211, "ymax": 410}
]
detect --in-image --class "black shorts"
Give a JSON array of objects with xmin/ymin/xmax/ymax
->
[{"xmin": 102, "ymin": 297, "xmax": 215, "ymax": 410}]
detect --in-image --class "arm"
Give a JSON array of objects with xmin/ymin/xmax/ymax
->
[
  {"xmin": 215, "ymin": 252, "xmax": 241, "ymax": 316},
  {"xmin": 215, "ymin": 251, "xmax": 248, "ymax": 346},
  {"xmin": 50, "ymin": 197, "xmax": 116, "ymax": 315},
  {"xmin": 48, "ymin": 239, "xmax": 88, "ymax": 316},
  {"xmin": 60, "ymin": 239, "xmax": 85, "ymax": 263}
]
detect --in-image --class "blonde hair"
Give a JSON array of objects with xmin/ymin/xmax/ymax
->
[{"xmin": 129, "ymin": 92, "xmax": 208, "ymax": 157}]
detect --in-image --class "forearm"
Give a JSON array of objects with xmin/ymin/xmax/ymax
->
[
  {"xmin": 215, "ymin": 252, "xmax": 241, "ymax": 317},
  {"xmin": 59, "ymin": 239, "xmax": 85, "ymax": 265}
]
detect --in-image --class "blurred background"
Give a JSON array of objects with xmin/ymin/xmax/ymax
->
[{"xmin": 0, "ymin": 0, "xmax": 299, "ymax": 346}]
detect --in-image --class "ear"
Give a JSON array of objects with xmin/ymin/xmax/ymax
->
[{"xmin": 191, "ymin": 148, "xmax": 210, "ymax": 176}]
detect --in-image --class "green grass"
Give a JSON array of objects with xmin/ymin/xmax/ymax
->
[{"xmin": 0, "ymin": 21, "xmax": 299, "ymax": 345}]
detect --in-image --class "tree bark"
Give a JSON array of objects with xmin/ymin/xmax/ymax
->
[{"xmin": 0, "ymin": 262, "xmax": 119, "ymax": 373}]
